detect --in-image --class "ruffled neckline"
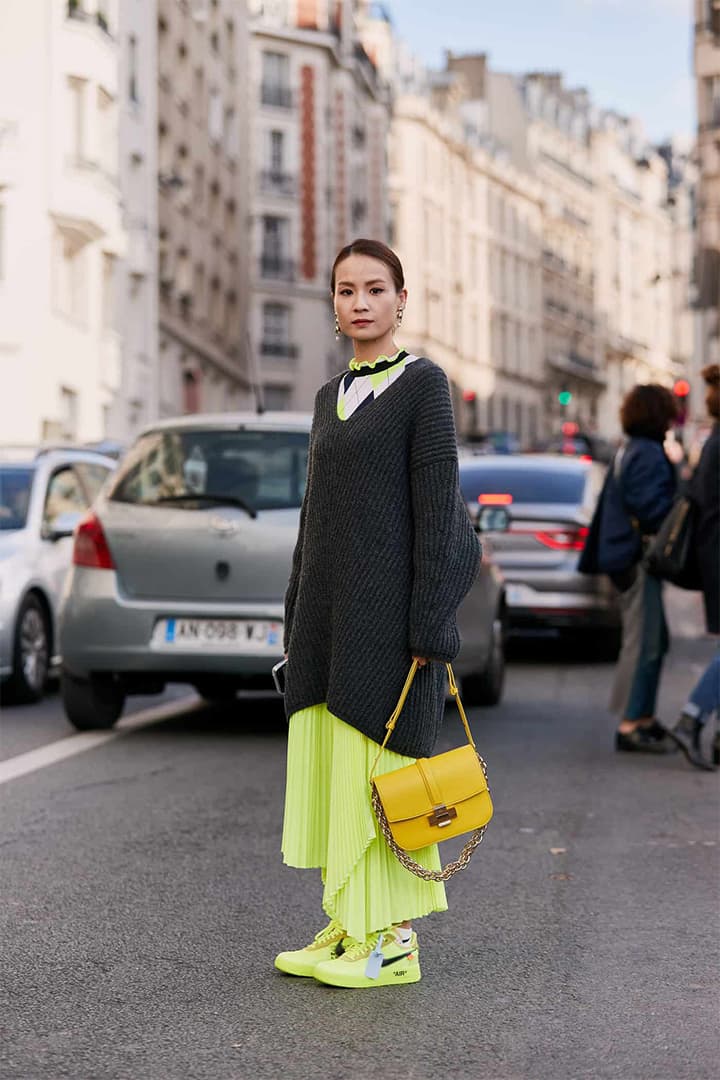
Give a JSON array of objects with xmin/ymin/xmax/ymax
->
[{"xmin": 349, "ymin": 349, "xmax": 402, "ymax": 372}]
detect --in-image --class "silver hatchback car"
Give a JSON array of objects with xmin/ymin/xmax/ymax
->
[
  {"xmin": 0, "ymin": 447, "xmax": 116, "ymax": 702},
  {"xmin": 60, "ymin": 412, "xmax": 508, "ymax": 729}
]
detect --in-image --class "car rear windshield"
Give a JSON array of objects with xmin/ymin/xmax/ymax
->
[
  {"xmin": 0, "ymin": 467, "xmax": 34, "ymax": 530},
  {"xmin": 459, "ymin": 464, "xmax": 585, "ymax": 505},
  {"xmin": 108, "ymin": 429, "xmax": 310, "ymax": 511}
]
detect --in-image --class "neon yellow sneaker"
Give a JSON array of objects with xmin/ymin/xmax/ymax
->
[
  {"xmin": 313, "ymin": 928, "xmax": 420, "ymax": 988},
  {"xmin": 274, "ymin": 920, "xmax": 348, "ymax": 977}
]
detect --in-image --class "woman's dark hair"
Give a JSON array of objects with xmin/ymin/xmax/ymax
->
[
  {"xmin": 702, "ymin": 363, "xmax": 720, "ymax": 419},
  {"xmin": 619, "ymin": 384, "xmax": 677, "ymax": 439},
  {"xmin": 330, "ymin": 238, "xmax": 404, "ymax": 293}
]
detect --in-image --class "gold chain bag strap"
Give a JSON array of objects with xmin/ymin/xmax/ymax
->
[{"xmin": 369, "ymin": 661, "xmax": 493, "ymax": 882}]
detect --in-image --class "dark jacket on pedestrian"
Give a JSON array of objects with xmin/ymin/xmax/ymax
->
[
  {"xmin": 579, "ymin": 436, "xmax": 676, "ymax": 576},
  {"xmin": 688, "ymin": 421, "xmax": 719, "ymax": 633},
  {"xmin": 283, "ymin": 359, "xmax": 481, "ymax": 758}
]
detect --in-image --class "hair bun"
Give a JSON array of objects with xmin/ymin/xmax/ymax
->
[{"xmin": 701, "ymin": 364, "xmax": 720, "ymax": 387}]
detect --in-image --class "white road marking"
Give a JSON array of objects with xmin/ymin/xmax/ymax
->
[{"xmin": 0, "ymin": 695, "xmax": 200, "ymax": 787}]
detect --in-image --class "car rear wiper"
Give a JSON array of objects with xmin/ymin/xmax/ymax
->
[{"xmin": 152, "ymin": 493, "xmax": 257, "ymax": 519}]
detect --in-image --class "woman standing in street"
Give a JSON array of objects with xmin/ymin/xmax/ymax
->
[
  {"xmin": 665, "ymin": 364, "xmax": 720, "ymax": 769},
  {"xmin": 274, "ymin": 239, "xmax": 481, "ymax": 989},
  {"xmin": 579, "ymin": 385, "xmax": 677, "ymax": 751}
]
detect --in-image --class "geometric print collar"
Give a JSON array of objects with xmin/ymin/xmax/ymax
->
[{"xmin": 337, "ymin": 351, "xmax": 417, "ymax": 421}]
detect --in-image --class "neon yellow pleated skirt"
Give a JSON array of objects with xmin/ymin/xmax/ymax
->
[{"xmin": 281, "ymin": 703, "xmax": 447, "ymax": 941}]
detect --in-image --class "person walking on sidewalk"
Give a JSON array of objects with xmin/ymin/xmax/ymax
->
[
  {"xmin": 664, "ymin": 364, "xmax": 720, "ymax": 769},
  {"xmin": 274, "ymin": 238, "xmax": 481, "ymax": 989},
  {"xmin": 579, "ymin": 385, "xmax": 677, "ymax": 752}
]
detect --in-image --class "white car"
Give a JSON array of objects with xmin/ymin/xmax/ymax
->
[{"xmin": 0, "ymin": 447, "xmax": 116, "ymax": 702}]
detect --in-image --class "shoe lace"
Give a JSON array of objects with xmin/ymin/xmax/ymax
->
[
  {"xmin": 312, "ymin": 920, "xmax": 345, "ymax": 947},
  {"xmin": 340, "ymin": 933, "xmax": 383, "ymax": 962}
]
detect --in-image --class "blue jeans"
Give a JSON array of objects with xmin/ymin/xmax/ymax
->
[{"xmin": 687, "ymin": 654, "xmax": 720, "ymax": 722}]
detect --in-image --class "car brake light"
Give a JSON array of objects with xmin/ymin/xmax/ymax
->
[
  {"xmin": 579, "ymin": 454, "xmax": 592, "ymax": 462},
  {"xmin": 73, "ymin": 511, "xmax": 116, "ymax": 569},
  {"xmin": 478, "ymin": 493, "xmax": 513, "ymax": 505},
  {"xmin": 533, "ymin": 526, "xmax": 589, "ymax": 551}
]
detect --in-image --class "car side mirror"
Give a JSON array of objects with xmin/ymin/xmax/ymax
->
[
  {"xmin": 45, "ymin": 510, "xmax": 83, "ymax": 541},
  {"xmin": 475, "ymin": 505, "xmax": 511, "ymax": 533}
]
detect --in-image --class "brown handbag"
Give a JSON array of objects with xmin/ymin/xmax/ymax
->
[{"xmin": 369, "ymin": 661, "xmax": 493, "ymax": 881}]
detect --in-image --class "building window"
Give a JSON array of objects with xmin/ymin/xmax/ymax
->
[
  {"xmin": 261, "ymin": 216, "xmax": 292, "ymax": 278},
  {"xmin": 97, "ymin": 86, "xmax": 115, "ymax": 177},
  {"xmin": 208, "ymin": 88, "xmax": 223, "ymax": 143},
  {"xmin": 53, "ymin": 228, "xmax": 88, "ymax": 324},
  {"xmin": 704, "ymin": 75, "xmax": 720, "ymax": 128},
  {"xmin": 128, "ymin": 35, "xmax": 139, "ymax": 103},
  {"xmin": 261, "ymin": 52, "xmax": 291, "ymax": 108},
  {"xmin": 101, "ymin": 253, "xmax": 116, "ymax": 331},
  {"xmin": 67, "ymin": 77, "xmax": 86, "ymax": 164},
  {"xmin": 183, "ymin": 370, "xmax": 201, "ymax": 415},
  {"xmin": 262, "ymin": 302, "xmax": 290, "ymax": 350},
  {"xmin": 263, "ymin": 385, "xmax": 292, "ymax": 410},
  {"xmin": 60, "ymin": 388, "xmax": 79, "ymax": 441},
  {"xmin": 224, "ymin": 105, "xmax": 237, "ymax": 159}
]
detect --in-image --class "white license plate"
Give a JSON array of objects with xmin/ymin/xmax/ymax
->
[
  {"xmin": 152, "ymin": 618, "xmax": 282, "ymax": 652},
  {"xmin": 506, "ymin": 584, "xmax": 531, "ymax": 606}
]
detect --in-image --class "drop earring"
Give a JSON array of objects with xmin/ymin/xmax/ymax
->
[
  {"xmin": 396, "ymin": 308, "xmax": 404, "ymax": 326},
  {"xmin": 334, "ymin": 313, "xmax": 341, "ymax": 340}
]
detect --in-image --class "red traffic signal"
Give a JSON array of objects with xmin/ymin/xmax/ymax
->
[{"xmin": 673, "ymin": 379, "xmax": 690, "ymax": 398}]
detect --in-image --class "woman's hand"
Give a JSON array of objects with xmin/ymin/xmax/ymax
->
[{"xmin": 412, "ymin": 655, "xmax": 429, "ymax": 667}]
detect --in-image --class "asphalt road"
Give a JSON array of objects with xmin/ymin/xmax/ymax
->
[{"xmin": 1, "ymin": 590, "xmax": 718, "ymax": 1080}]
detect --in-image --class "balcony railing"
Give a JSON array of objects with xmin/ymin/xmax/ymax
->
[
  {"xmin": 259, "ymin": 170, "xmax": 296, "ymax": 196},
  {"xmin": 259, "ymin": 255, "xmax": 295, "ymax": 281},
  {"xmin": 260, "ymin": 341, "xmax": 299, "ymax": 359},
  {"xmin": 261, "ymin": 83, "xmax": 293, "ymax": 109},
  {"xmin": 66, "ymin": 2, "xmax": 112, "ymax": 36}
]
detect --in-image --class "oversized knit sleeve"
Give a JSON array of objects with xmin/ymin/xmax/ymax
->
[
  {"xmin": 408, "ymin": 365, "xmax": 482, "ymax": 662},
  {"xmin": 283, "ymin": 402, "xmax": 317, "ymax": 653}
]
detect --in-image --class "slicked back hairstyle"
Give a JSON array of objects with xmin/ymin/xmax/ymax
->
[
  {"xmin": 619, "ymin": 384, "xmax": 678, "ymax": 440},
  {"xmin": 331, "ymin": 238, "xmax": 405, "ymax": 294}
]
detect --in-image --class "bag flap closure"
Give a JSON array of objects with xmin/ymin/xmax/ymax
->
[{"xmin": 373, "ymin": 745, "xmax": 488, "ymax": 824}]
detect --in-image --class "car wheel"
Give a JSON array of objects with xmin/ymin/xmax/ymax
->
[
  {"xmin": 61, "ymin": 671, "xmax": 126, "ymax": 730},
  {"xmin": 462, "ymin": 615, "xmax": 506, "ymax": 707},
  {"xmin": 588, "ymin": 626, "xmax": 622, "ymax": 662},
  {"xmin": 7, "ymin": 594, "xmax": 50, "ymax": 704}
]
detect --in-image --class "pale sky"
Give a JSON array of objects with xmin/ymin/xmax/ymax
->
[{"xmin": 385, "ymin": 0, "xmax": 694, "ymax": 144}]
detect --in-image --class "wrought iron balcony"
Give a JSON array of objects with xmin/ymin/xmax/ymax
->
[
  {"xmin": 261, "ymin": 83, "xmax": 293, "ymax": 109},
  {"xmin": 260, "ymin": 341, "xmax": 299, "ymax": 359},
  {"xmin": 259, "ymin": 255, "xmax": 295, "ymax": 281},
  {"xmin": 259, "ymin": 170, "xmax": 296, "ymax": 196}
]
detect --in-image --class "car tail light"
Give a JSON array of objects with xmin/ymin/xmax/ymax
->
[
  {"xmin": 579, "ymin": 454, "xmax": 592, "ymax": 462},
  {"xmin": 478, "ymin": 493, "xmax": 513, "ymax": 505},
  {"xmin": 532, "ymin": 526, "xmax": 590, "ymax": 551},
  {"xmin": 73, "ymin": 511, "xmax": 116, "ymax": 569}
]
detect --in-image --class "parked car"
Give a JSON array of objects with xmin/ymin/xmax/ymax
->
[
  {"xmin": 458, "ymin": 453, "xmax": 621, "ymax": 656},
  {"xmin": 59, "ymin": 412, "xmax": 509, "ymax": 730},
  {"xmin": 0, "ymin": 446, "xmax": 117, "ymax": 702}
]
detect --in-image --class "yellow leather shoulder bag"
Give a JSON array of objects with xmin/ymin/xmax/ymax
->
[{"xmin": 370, "ymin": 661, "xmax": 493, "ymax": 881}]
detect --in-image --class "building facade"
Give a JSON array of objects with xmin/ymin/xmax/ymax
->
[
  {"xmin": 157, "ymin": 0, "xmax": 251, "ymax": 418},
  {"xmin": 694, "ymin": 1, "xmax": 720, "ymax": 385},
  {"xmin": 388, "ymin": 86, "xmax": 543, "ymax": 444},
  {"xmin": 0, "ymin": 0, "xmax": 127, "ymax": 443},
  {"xmin": 248, "ymin": 0, "xmax": 391, "ymax": 410},
  {"xmin": 113, "ymin": 0, "xmax": 160, "ymax": 440}
]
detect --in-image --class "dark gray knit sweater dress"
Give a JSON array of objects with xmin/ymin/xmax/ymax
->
[{"xmin": 283, "ymin": 357, "xmax": 481, "ymax": 758}]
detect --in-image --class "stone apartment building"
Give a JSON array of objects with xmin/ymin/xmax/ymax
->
[
  {"xmin": 0, "ymin": 0, "xmax": 129, "ymax": 444},
  {"xmin": 694, "ymin": 1, "xmax": 720, "ymax": 383},
  {"xmin": 388, "ymin": 83, "xmax": 543, "ymax": 444},
  {"xmin": 157, "ymin": 0, "xmax": 251, "ymax": 418},
  {"xmin": 248, "ymin": 0, "xmax": 391, "ymax": 410}
]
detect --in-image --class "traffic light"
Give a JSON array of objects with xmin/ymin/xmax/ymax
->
[
  {"xmin": 673, "ymin": 378, "xmax": 690, "ymax": 426},
  {"xmin": 558, "ymin": 390, "xmax": 572, "ymax": 407}
]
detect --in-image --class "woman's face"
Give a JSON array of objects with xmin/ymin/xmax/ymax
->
[{"xmin": 333, "ymin": 254, "xmax": 406, "ymax": 344}]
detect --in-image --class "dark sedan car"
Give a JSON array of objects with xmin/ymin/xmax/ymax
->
[{"xmin": 458, "ymin": 454, "xmax": 621, "ymax": 656}]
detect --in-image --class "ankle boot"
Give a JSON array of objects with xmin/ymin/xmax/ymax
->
[{"xmin": 665, "ymin": 713, "xmax": 715, "ymax": 771}]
